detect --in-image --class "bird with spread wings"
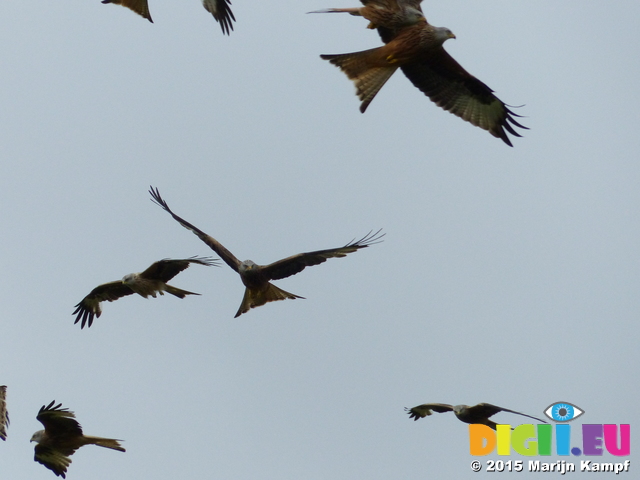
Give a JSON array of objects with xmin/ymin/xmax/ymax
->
[
  {"xmin": 405, "ymin": 402, "xmax": 547, "ymax": 430},
  {"xmin": 0, "ymin": 386, "xmax": 8, "ymax": 441},
  {"xmin": 73, "ymin": 256, "xmax": 218, "ymax": 329},
  {"xmin": 100, "ymin": 0, "xmax": 236, "ymax": 35},
  {"xmin": 149, "ymin": 187, "xmax": 384, "ymax": 318},
  {"xmin": 31, "ymin": 401, "xmax": 125, "ymax": 478},
  {"xmin": 313, "ymin": 0, "xmax": 527, "ymax": 146}
]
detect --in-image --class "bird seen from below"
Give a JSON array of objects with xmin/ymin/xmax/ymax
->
[
  {"xmin": 73, "ymin": 256, "xmax": 218, "ymax": 328},
  {"xmin": 316, "ymin": 0, "xmax": 527, "ymax": 146},
  {"xmin": 149, "ymin": 186, "xmax": 384, "ymax": 318},
  {"xmin": 31, "ymin": 401, "xmax": 125, "ymax": 478}
]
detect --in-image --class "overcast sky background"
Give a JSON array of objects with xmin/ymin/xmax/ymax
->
[{"xmin": 1, "ymin": 1, "xmax": 638, "ymax": 478}]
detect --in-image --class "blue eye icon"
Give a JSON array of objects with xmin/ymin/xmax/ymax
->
[{"xmin": 544, "ymin": 402, "xmax": 584, "ymax": 422}]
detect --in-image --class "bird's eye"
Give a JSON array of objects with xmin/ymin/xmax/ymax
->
[{"xmin": 544, "ymin": 402, "xmax": 584, "ymax": 422}]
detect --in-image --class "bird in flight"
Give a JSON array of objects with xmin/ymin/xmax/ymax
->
[
  {"xmin": 405, "ymin": 402, "xmax": 547, "ymax": 430},
  {"xmin": 73, "ymin": 256, "xmax": 218, "ymax": 328},
  {"xmin": 315, "ymin": 0, "xmax": 527, "ymax": 146},
  {"xmin": 0, "ymin": 386, "xmax": 8, "ymax": 441},
  {"xmin": 100, "ymin": 0, "xmax": 236, "ymax": 35},
  {"xmin": 149, "ymin": 187, "xmax": 384, "ymax": 317},
  {"xmin": 31, "ymin": 401, "xmax": 125, "ymax": 478}
]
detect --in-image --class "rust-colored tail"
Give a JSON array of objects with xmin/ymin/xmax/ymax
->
[
  {"xmin": 84, "ymin": 435, "xmax": 126, "ymax": 452},
  {"xmin": 321, "ymin": 49, "xmax": 398, "ymax": 113},
  {"xmin": 164, "ymin": 284, "xmax": 200, "ymax": 299},
  {"xmin": 308, "ymin": 8, "xmax": 362, "ymax": 16},
  {"xmin": 235, "ymin": 283, "xmax": 303, "ymax": 318}
]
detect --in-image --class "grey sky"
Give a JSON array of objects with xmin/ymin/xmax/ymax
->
[{"xmin": 1, "ymin": 1, "xmax": 638, "ymax": 478}]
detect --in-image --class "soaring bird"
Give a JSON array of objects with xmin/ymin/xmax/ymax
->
[
  {"xmin": 73, "ymin": 256, "xmax": 218, "ymax": 329},
  {"xmin": 0, "ymin": 386, "xmax": 8, "ymax": 441},
  {"xmin": 149, "ymin": 187, "xmax": 384, "ymax": 318},
  {"xmin": 405, "ymin": 402, "xmax": 547, "ymax": 430},
  {"xmin": 100, "ymin": 0, "xmax": 236, "ymax": 35},
  {"xmin": 31, "ymin": 401, "xmax": 125, "ymax": 478},
  {"xmin": 316, "ymin": 0, "xmax": 527, "ymax": 146}
]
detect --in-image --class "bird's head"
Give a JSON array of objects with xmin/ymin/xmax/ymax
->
[
  {"xmin": 434, "ymin": 26, "xmax": 456, "ymax": 44},
  {"xmin": 121, "ymin": 273, "xmax": 136, "ymax": 285},
  {"xmin": 452, "ymin": 404, "xmax": 467, "ymax": 415},
  {"xmin": 30, "ymin": 430, "xmax": 44, "ymax": 443},
  {"xmin": 404, "ymin": 7, "xmax": 426, "ymax": 25},
  {"xmin": 239, "ymin": 260, "xmax": 256, "ymax": 273}
]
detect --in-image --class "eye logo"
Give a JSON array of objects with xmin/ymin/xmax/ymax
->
[{"xmin": 544, "ymin": 402, "xmax": 584, "ymax": 422}]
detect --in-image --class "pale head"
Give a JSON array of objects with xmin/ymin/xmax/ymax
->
[
  {"xmin": 121, "ymin": 273, "xmax": 137, "ymax": 285},
  {"xmin": 239, "ymin": 260, "xmax": 257, "ymax": 273},
  {"xmin": 403, "ymin": 7, "xmax": 425, "ymax": 25},
  {"xmin": 432, "ymin": 26, "xmax": 456, "ymax": 44},
  {"xmin": 452, "ymin": 404, "xmax": 468, "ymax": 415},
  {"xmin": 30, "ymin": 430, "xmax": 45, "ymax": 443}
]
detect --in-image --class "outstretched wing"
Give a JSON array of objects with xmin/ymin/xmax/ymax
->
[
  {"xmin": 405, "ymin": 403, "xmax": 454, "ymax": 420},
  {"xmin": 139, "ymin": 256, "xmax": 219, "ymax": 282},
  {"xmin": 37, "ymin": 401, "xmax": 83, "ymax": 437},
  {"xmin": 472, "ymin": 403, "xmax": 548, "ymax": 424},
  {"xmin": 400, "ymin": 49, "xmax": 527, "ymax": 146},
  {"xmin": 202, "ymin": 0, "xmax": 236, "ymax": 35},
  {"xmin": 34, "ymin": 443, "xmax": 74, "ymax": 478},
  {"xmin": 149, "ymin": 186, "xmax": 242, "ymax": 272},
  {"xmin": 101, "ymin": 0, "xmax": 153, "ymax": 23},
  {"xmin": 73, "ymin": 281, "xmax": 135, "ymax": 329},
  {"xmin": 368, "ymin": 0, "xmax": 426, "ymax": 43},
  {"xmin": 0, "ymin": 386, "xmax": 8, "ymax": 441},
  {"xmin": 362, "ymin": 0, "xmax": 423, "ymax": 9},
  {"xmin": 261, "ymin": 230, "xmax": 384, "ymax": 280}
]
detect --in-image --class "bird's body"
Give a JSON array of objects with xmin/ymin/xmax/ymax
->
[
  {"xmin": 321, "ymin": 21, "xmax": 453, "ymax": 114},
  {"xmin": 73, "ymin": 256, "xmax": 218, "ymax": 328},
  {"xmin": 31, "ymin": 401, "xmax": 125, "ymax": 478},
  {"xmin": 149, "ymin": 186, "xmax": 383, "ymax": 317},
  {"xmin": 406, "ymin": 402, "xmax": 548, "ymax": 430},
  {"xmin": 236, "ymin": 260, "xmax": 303, "ymax": 317}
]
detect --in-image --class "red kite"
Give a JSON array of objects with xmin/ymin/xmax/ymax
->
[
  {"xmin": 73, "ymin": 256, "xmax": 218, "ymax": 328},
  {"xmin": 406, "ymin": 402, "xmax": 547, "ymax": 430},
  {"xmin": 31, "ymin": 401, "xmax": 125, "ymax": 478},
  {"xmin": 316, "ymin": 0, "xmax": 527, "ymax": 146},
  {"xmin": 100, "ymin": 0, "xmax": 236, "ymax": 35},
  {"xmin": 149, "ymin": 187, "xmax": 384, "ymax": 317}
]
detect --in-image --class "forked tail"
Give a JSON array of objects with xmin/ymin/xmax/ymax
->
[
  {"xmin": 85, "ymin": 435, "xmax": 126, "ymax": 452},
  {"xmin": 164, "ymin": 285, "xmax": 200, "ymax": 299},
  {"xmin": 307, "ymin": 8, "xmax": 362, "ymax": 16},
  {"xmin": 235, "ymin": 282, "xmax": 304, "ymax": 318},
  {"xmin": 321, "ymin": 49, "xmax": 398, "ymax": 112}
]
